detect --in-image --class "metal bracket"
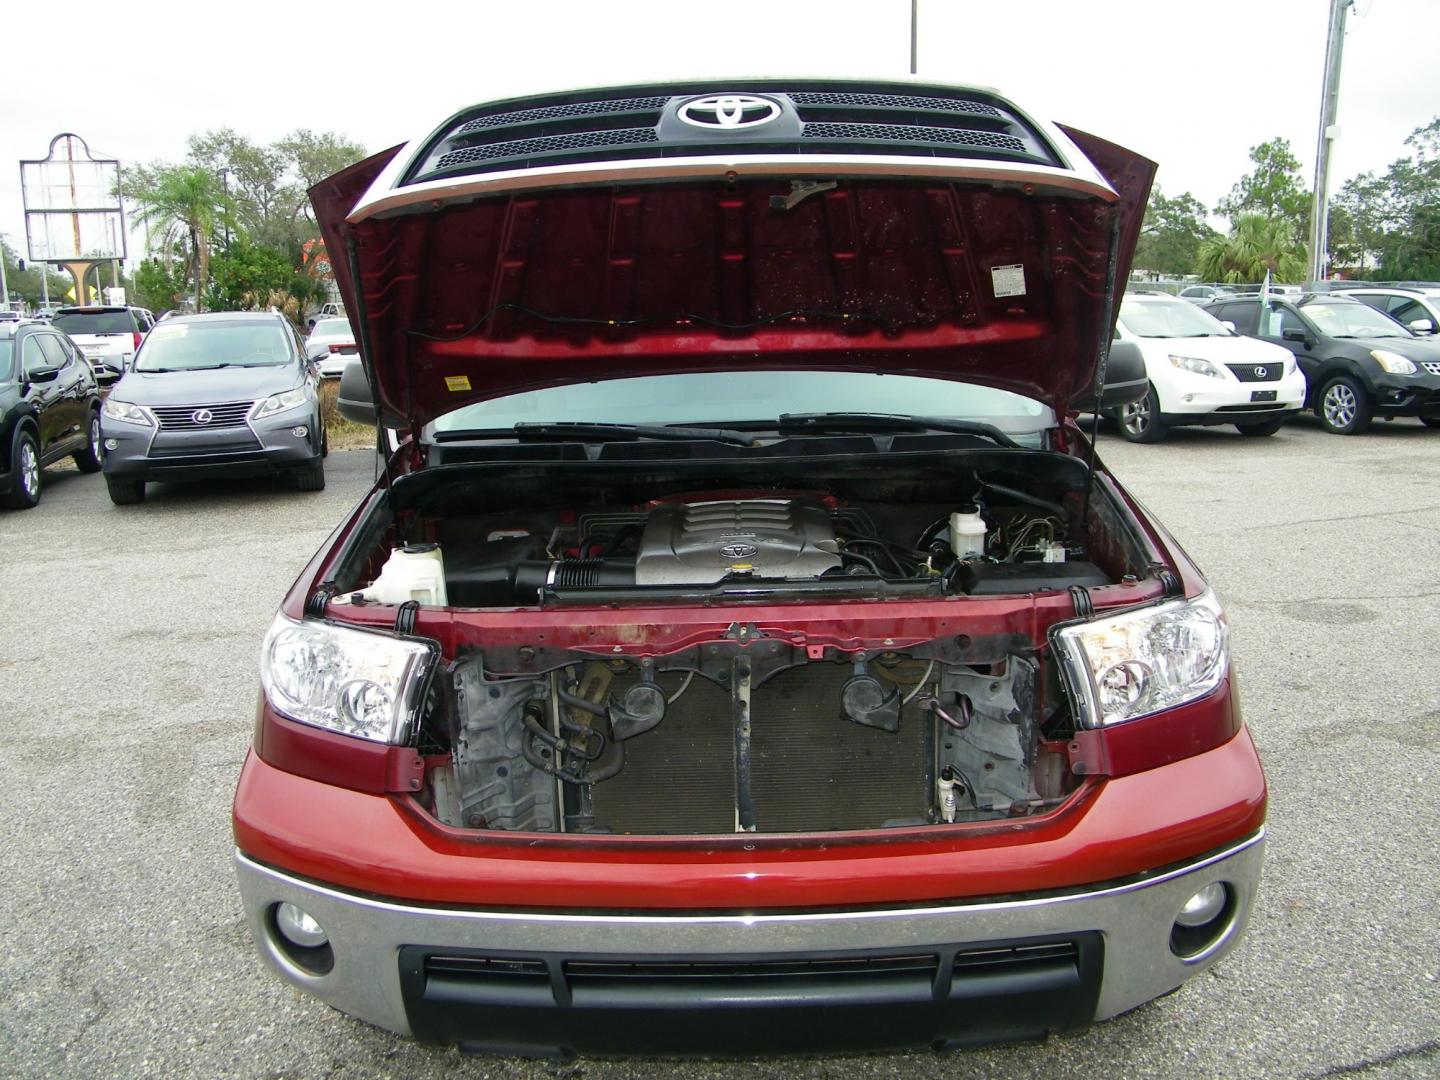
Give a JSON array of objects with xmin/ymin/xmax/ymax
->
[{"xmin": 731, "ymin": 657, "xmax": 755, "ymax": 832}]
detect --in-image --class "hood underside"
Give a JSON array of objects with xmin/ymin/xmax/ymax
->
[{"xmin": 312, "ymin": 84, "xmax": 1153, "ymax": 432}]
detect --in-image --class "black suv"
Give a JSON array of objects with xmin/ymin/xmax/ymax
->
[
  {"xmin": 1203, "ymin": 293, "xmax": 1440, "ymax": 434},
  {"xmin": 0, "ymin": 320, "xmax": 103, "ymax": 509}
]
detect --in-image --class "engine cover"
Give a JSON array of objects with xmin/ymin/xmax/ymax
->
[{"xmin": 634, "ymin": 500, "xmax": 842, "ymax": 585}]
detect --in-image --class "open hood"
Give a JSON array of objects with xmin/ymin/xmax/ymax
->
[{"xmin": 311, "ymin": 82, "xmax": 1154, "ymax": 434}]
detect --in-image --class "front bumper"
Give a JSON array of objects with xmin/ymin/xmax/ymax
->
[
  {"xmin": 1370, "ymin": 373, "xmax": 1440, "ymax": 418},
  {"xmin": 236, "ymin": 831, "xmax": 1264, "ymax": 1054},
  {"xmin": 101, "ymin": 409, "xmax": 320, "ymax": 480},
  {"xmin": 1160, "ymin": 369, "xmax": 1306, "ymax": 424}
]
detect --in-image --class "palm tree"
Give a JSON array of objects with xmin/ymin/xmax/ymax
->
[
  {"xmin": 1196, "ymin": 214, "xmax": 1307, "ymax": 284},
  {"xmin": 129, "ymin": 167, "xmax": 231, "ymax": 311}
]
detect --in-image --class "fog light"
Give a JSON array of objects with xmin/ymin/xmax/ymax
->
[
  {"xmin": 104, "ymin": 438, "xmax": 118, "ymax": 450},
  {"xmin": 275, "ymin": 902, "xmax": 328, "ymax": 947},
  {"xmin": 1176, "ymin": 881, "xmax": 1227, "ymax": 928},
  {"xmin": 291, "ymin": 425, "xmax": 308, "ymax": 438}
]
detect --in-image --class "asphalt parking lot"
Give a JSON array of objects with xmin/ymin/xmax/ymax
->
[{"xmin": 1, "ymin": 417, "xmax": 1437, "ymax": 1079}]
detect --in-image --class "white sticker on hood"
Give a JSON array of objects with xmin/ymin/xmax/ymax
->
[{"xmin": 991, "ymin": 263, "xmax": 1026, "ymax": 298}]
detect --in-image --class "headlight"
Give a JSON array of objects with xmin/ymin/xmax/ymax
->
[
  {"xmin": 1051, "ymin": 590, "xmax": 1228, "ymax": 728},
  {"xmin": 252, "ymin": 386, "xmax": 312, "ymax": 420},
  {"xmin": 1168, "ymin": 354, "xmax": 1226, "ymax": 379},
  {"xmin": 103, "ymin": 398, "xmax": 154, "ymax": 426},
  {"xmin": 1370, "ymin": 349, "xmax": 1416, "ymax": 375},
  {"xmin": 260, "ymin": 614, "xmax": 436, "ymax": 743}
]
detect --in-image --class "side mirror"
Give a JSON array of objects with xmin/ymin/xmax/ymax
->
[
  {"xmin": 336, "ymin": 359, "xmax": 378, "ymax": 426},
  {"xmin": 1408, "ymin": 318, "xmax": 1436, "ymax": 334},
  {"xmin": 25, "ymin": 365, "xmax": 60, "ymax": 384},
  {"xmin": 1078, "ymin": 339, "xmax": 1148, "ymax": 412},
  {"xmin": 1282, "ymin": 327, "xmax": 1310, "ymax": 345},
  {"xmin": 1220, "ymin": 320, "xmax": 1237, "ymax": 332}
]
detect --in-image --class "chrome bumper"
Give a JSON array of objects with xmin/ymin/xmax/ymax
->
[{"xmin": 235, "ymin": 829, "xmax": 1264, "ymax": 1044}]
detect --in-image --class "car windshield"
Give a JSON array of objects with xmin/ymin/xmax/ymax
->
[
  {"xmin": 1120, "ymin": 298, "xmax": 1231, "ymax": 338},
  {"xmin": 134, "ymin": 320, "xmax": 292, "ymax": 371},
  {"xmin": 430, "ymin": 371, "xmax": 1052, "ymax": 442},
  {"xmin": 1302, "ymin": 300, "xmax": 1411, "ymax": 339},
  {"xmin": 53, "ymin": 311, "xmax": 133, "ymax": 335},
  {"xmin": 308, "ymin": 318, "xmax": 352, "ymax": 342}
]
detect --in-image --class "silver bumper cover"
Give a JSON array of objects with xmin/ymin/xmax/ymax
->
[{"xmin": 235, "ymin": 829, "xmax": 1264, "ymax": 1044}]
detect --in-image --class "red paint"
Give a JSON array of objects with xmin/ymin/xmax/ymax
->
[{"xmin": 233, "ymin": 728, "xmax": 1265, "ymax": 910}]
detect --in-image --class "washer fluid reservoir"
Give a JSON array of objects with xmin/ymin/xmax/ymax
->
[{"xmin": 339, "ymin": 543, "xmax": 448, "ymax": 606}]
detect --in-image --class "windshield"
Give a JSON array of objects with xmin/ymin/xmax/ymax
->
[
  {"xmin": 53, "ymin": 311, "xmax": 133, "ymax": 335},
  {"xmin": 134, "ymin": 320, "xmax": 293, "ymax": 371},
  {"xmin": 1302, "ymin": 300, "xmax": 1412, "ymax": 339},
  {"xmin": 307, "ymin": 318, "xmax": 353, "ymax": 342},
  {"xmin": 1120, "ymin": 298, "xmax": 1231, "ymax": 338},
  {"xmin": 430, "ymin": 371, "xmax": 1052, "ymax": 441}
]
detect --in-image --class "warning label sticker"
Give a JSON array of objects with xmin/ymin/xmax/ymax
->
[
  {"xmin": 444, "ymin": 375, "xmax": 472, "ymax": 392},
  {"xmin": 990, "ymin": 263, "xmax": 1027, "ymax": 298}
]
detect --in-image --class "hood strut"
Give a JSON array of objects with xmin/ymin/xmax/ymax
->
[
  {"xmin": 1081, "ymin": 219, "xmax": 1123, "ymax": 532},
  {"xmin": 346, "ymin": 234, "xmax": 407, "ymax": 547}
]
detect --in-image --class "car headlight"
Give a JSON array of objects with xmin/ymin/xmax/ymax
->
[
  {"xmin": 1168, "ymin": 354, "xmax": 1226, "ymax": 379},
  {"xmin": 1051, "ymin": 590, "xmax": 1229, "ymax": 728},
  {"xmin": 252, "ymin": 386, "xmax": 313, "ymax": 420},
  {"xmin": 260, "ymin": 614, "xmax": 436, "ymax": 743},
  {"xmin": 1370, "ymin": 349, "xmax": 1416, "ymax": 375},
  {"xmin": 103, "ymin": 398, "xmax": 154, "ymax": 426}
]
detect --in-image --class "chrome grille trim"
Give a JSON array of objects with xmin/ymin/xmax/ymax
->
[{"xmin": 150, "ymin": 401, "xmax": 255, "ymax": 431}]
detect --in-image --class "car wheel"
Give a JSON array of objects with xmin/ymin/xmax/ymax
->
[
  {"xmin": 2, "ymin": 430, "xmax": 42, "ymax": 510},
  {"xmin": 321, "ymin": 421, "xmax": 329, "ymax": 459},
  {"xmin": 1118, "ymin": 384, "xmax": 1168, "ymax": 444},
  {"xmin": 1235, "ymin": 417, "xmax": 1286, "ymax": 437},
  {"xmin": 105, "ymin": 476, "xmax": 146, "ymax": 505},
  {"xmin": 293, "ymin": 459, "xmax": 326, "ymax": 492},
  {"xmin": 74, "ymin": 409, "xmax": 104, "ymax": 473},
  {"xmin": 1317, "ymin": 376, "xmax": 1373, "ymax": 435}
]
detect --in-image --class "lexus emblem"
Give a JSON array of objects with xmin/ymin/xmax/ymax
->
[
  {"xmin": 720, "ymin": 542, "xmax": 759, "ymax": 559},
  {"xmin": 1254, "ymin": 366, "xmax": 1267, "ymax": 379},
  {"xmin": 192, "ymin": 408, "xmax": 214, "ymax": 424},
  {"xmin": 678, "ymin": 94, "xmax": 782, "ymax": 130}
]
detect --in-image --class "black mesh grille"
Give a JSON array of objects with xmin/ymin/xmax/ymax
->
[
  {"xmin": 1224, "ymin": 363, "xmax": 1283, "ymax": 382},
  {"xmin": 436, "ymin": 128, "xmax": 659, "ymax": 171},
  {"xmin": 456, "ymin": 96, "xmax": 670, "ymax": 134},
  {"xmin": 791, "ymin": 91, "xmax": 1003, "ymax": 118},
  {"xmin": 802, "ymin": 123, "xmax": 1026, "ymax": 152}
]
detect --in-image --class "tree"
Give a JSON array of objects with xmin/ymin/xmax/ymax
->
[
  {"xmin": 1332, "ymin": 118, "xmax": 1440, "ymax": 280},
  {"xmin": 126, "ymin": 166, "xmax": 232, "ymax": 311},
  {"xmin": 1133, "ymin": 187, "xmax": 1218, "ymax": 277},
  {"xmin": 1, "ymin": 240, "xmax": 73, "ymax": 307},
  {"xmin": 1196, "ymin": 215, "xmax": 1307, "ymax": 283},
  {"xmin": 1217, "ymin": 138, "xmax": 1311, "ymax": 243},
  {"xmin": 132, "ymin": 257, "xmax": 190, "ymax": 314}
]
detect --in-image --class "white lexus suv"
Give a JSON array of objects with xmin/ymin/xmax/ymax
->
[{"xmin": 1111, "ymin": 292, "xmax": 1306, "ymax": 442}]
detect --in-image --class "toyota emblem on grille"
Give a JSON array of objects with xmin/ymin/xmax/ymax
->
[
  {"xmin": 678, "ymin": 94, "xmax": 782, "ymax": 130},
  {"xmin": 1254, "ymin": 366, "xmax": 1267, "ymax": 379},
  {"xmin": 720, "ymin": 542, "xmax": 760, "ymax": 559},
  {"xmin": 192, "ymin": 409, "xmax": 214, "ymax": 424}
]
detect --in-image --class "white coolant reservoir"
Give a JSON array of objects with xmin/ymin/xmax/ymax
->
[
  {"xmin": 338, "ymin": 543, "xmax": 448, "ymax": 606},
  {"xmin": 949, "ymin": 505, "xmax": 988, "ymax": 559}
]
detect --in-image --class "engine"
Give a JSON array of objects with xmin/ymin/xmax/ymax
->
[{"xmin": 634, "ymin": 499, "xmax": 842, "ymax": 585}]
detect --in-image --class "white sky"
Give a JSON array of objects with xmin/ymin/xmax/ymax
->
[{"xmin": 2, "ymin": 0, "xmax": 1436, "ymax": 267}]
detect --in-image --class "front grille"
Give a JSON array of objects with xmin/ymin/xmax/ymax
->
[
  {"xmin": 1422, "ymin": 361, "xmax": 1440, "ymax": 376},
  {"xmin": 150, "ymin": 401, "xmax": 254, "ymax": 430},
  {"xmin": 1225, "ymin": 363, "xmax": 1283, "ymax": 382},
  {"xmin": 400, "ymin": 934, "xmax": 1102, "ymax": 1053},
  {"xmin": 405, "ymin": 81, "xmax": 1060, "ymax": 185}
]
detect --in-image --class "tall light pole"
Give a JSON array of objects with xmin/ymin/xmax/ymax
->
[{"xmin": 1308, "ymin": 0, "xmax": 1352, "ymax": 282}]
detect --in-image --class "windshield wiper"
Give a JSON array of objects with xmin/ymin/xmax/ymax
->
[
  {"xmin": 438, "ymin": 422, "xmax": 756, "ymax": 447},
  {"xmin": 776, "ymin": 412, "xmax": 1023, "ymax": 449}
]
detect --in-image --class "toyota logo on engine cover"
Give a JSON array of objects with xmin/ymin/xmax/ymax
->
[
  {"xmin": 720, "ymin": 542, "xmax": 759, "ymax": 559},
  {"xmin": 678, "ymin": 94, "xmax": 782, "ymax": 130},
  {"xmin": 192, "ymin": 408, "xmax": 214, "ymax": 424}
]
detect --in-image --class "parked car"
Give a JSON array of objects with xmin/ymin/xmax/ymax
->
[
  {"xmin": 99, "ymin": 311, "xmax": 327, "ymax": 504},
  {"xmin": 1109, "ymin": 293, "xmax": 1305, "ymax": 442},
  {"xmin": 1204, "ymin": 292, "xmax": 1440, "ymax": 433},
  {"xmin": 1177, "ymin": 284, "xmax": 1235, "ymax": 305},
  {"xmin": 1, "ymin": 319, "xmax": 103, "ymax": 509},
  {"xmin": 304, "ymin": 316, "xmax": 359, "ymax": 377},
  {"xmin": 306, "ymin": 301, "xmax": 345, "ymax": 330},
  {"xmin": 50, "ymin": 305, "xmax": 153, "ymax": 383},
  {"xmin": 232, "ymin": 80, "xmax": 1265, "ymax": 1056},
  {"xmin": 1331, "ymin": 285, "xmax": 1440, "ymax": 336}
]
